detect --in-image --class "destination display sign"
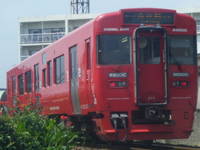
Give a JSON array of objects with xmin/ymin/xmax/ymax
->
[{"xmin": 124, "ymin": 12, "xmax": 174, "ymax": 24}]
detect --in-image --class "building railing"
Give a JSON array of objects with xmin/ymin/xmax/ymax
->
[
  {"xmin": 20, "ymin": 56, "xmax": 29, "ymax": 61},
  {"xmin": 197, "ymin": 25, "xmax": 200, "ymax": 33},
  {"xmin": 20, "ymin": 32, "xmax": 65, "ymax": 44}
]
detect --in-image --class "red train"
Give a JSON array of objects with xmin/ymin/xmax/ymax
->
[{"xmin": 4, "ymin": 8, "xmax": 198, "ymax": 141}]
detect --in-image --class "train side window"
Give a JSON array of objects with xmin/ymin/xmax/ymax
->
[
  {"xmin": 34, "ymin": 64, "xmax": 40, "ymax": 91},
  {"xmin": 42, "ymin": 53, "xmax": 47, "ymax": 65},
  {"xmin": 47, "ymin": 61, "xmax": 52, "ymax": 86},
  {"xmin": 25, "ymin": 71, "xmax": 32, "ymax": 93},
  {"xmin": 54, "ymin": 55, "xmax": 65, "ymax": 84},
  {"xmin": 12, "ymin": 76, "xmax": 16, "ymax": 95},
  {"xmin": 60, "ymin": 56, "xmax": 65, "ymax": 83},
  {"xmin": 42, "ymin": 69, "xmax": 47, "ymax": 87},
  {"xmin": 86, "ymin": 38, "xmax": 91, "ymax": 69},
  {"xmin": 18, "ymin": 74, "xmax": 24, "ymax": 95},
  {"xmin": 54, "ymin": 57, "xmax": 60, "ymax": 84}
]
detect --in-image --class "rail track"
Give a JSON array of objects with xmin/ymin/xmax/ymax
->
[{"xmin": 74, "ymin": 143, "xmax": 200, "ymax": 150}]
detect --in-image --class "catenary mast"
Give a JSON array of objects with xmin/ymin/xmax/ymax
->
[{"xmin": 70, "ymin": 0, "xmax": 90, "ymax": 14}]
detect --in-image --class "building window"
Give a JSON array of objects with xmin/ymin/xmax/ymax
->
[
  {"xmin": 43, "ymin": 28, "xmax": 65, "ymax": 33},
  {"xmin": 197, "ymin": 25, "xmax": 200, "ymax": 32},
  {"xmin": 18, "ymin": 74, "xmax": 24, "ymax": 95},
  {"xmin": 42, "ymin": 69, "xmax": 47, "ymax": 87},
  {"xmin": 47, "ymin": 61, "xmax": 52, "ymax": 86},
  {"xmin": 28, "ymin": 29, "xmax": 42, "ymax": 34},
  {"xmin": 25, "ymin": 71, "xmax": 32, "ymax": 93},
  {"xmin": 28, "ymin": 50, "xmax": 38, "ymax": 56},
  {"xmin": 34, "ymin": 64, "xmax": 40, "ymax": 91},
  {"xmin": 54, "ymin": 55, "xmax": 65, "ymax": 84}
]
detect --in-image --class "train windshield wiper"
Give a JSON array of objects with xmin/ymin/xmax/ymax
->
[
  {"xmin": 168, "ymin": 50, "xmax": 182, "ymax": 71},
  {"xmin": 171, "ymin": 55, "xmax": 182, "ymax": 71}
]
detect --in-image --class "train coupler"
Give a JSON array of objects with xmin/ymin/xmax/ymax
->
[{"xmin": 110, "ymin": 113, "xmax": 128, "ymax": 129}]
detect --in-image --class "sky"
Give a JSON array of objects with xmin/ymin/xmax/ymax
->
[{"xmin": 0, "ymin": 0, "xmax": 200, "ymax": 88}]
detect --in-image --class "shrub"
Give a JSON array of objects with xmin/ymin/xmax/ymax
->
[
  {"xmin": 0, "ymin": 107, "xmax": 79, "ymax": 150},
  {"xmin": 0, "ymin": 116, "xmax": 18, "ymax": 150}
]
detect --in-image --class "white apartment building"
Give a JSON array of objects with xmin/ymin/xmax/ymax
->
[
  {"xmin": 179, "ymin": 8, "xmax": 200, "ymax": 52},
  {"xmin": 19, "ymin": 9, "xmax": 200, "ymax": 62},
  {"xmin": 19, "ymin": 14, "xmax": 97, "ymax": 61}
]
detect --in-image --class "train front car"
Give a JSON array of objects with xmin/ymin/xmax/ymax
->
[{"xmin": 92, "ymin": 8, "xmax": 197, "ymax": 141}]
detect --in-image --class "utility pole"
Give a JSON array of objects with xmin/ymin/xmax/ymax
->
[{"xmin": 70, "ymin": 0, "xmax": 90, "ymax": 14}]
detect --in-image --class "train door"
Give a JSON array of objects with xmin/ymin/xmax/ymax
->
[
  {"xmin": 70, "ymin": 46, "xmax": 81, "ymax": 114},
  {"xmin": 135, "ymin": 28, "xmax": 167, "ymax": 105}
]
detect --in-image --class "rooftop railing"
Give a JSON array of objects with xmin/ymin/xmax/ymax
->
[{"xmin": 20, "ymin": 32, "xmax": 65, "ymax": 44}]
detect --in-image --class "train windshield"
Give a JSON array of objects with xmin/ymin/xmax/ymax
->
[
  {"xmin": 97, "ymin": 35, "xmax": 131, "ymax": 65},
  {"xmin": 168, "ymin": 36, "xmax": 196, "ymax": 65}
]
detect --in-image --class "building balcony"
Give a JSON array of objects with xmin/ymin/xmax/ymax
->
[{"xmin": 20, "ymin": 32, "xmax": 65, "ymax": 44}]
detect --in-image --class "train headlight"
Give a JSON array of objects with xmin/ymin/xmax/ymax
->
[{"xmin": 108, "ymin": 73, "xmax": 128, "ymax": 78}]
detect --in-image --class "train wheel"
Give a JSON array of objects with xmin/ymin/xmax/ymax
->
[
  {"xmin": 64, "ymin": 119, "xmax": 74, "ymax": 128},
  {"xmin": 133, "ymin": 140, "xmax": 154, "ymax": 148}
]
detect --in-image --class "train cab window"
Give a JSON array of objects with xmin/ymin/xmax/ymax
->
[
  {"xmin": 54, "ymin": 55, "xmax": 65, "ymax": 84},
  {"xmin": 42, "ymin": 69, "xmax": 47, "ymax": 87},
  {"xmin": 34, "ymin": 64, "xmax": 40, "ymax": 91},
  {"xmin": 97, "ymin": 35, "xmax": 131, "ymax": 65},
  {"xmin": 25, "ymin": 71, "xmax": 32, "ymax": 93},
  {"xmin": 18, "ymin": 74, "xmax": 24, "ymax": 95},
  {"xmin": 139, "ymin": 37, "xmax": 161, "ymax": 64},
  {"xmin": 47, "ymin": 61, "xmax": 52, "ymax": 86},
  {"xmin": 168, "ymin": 36, "xmax": 196, "ymax": 65}
]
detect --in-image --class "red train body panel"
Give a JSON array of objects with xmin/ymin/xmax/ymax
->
[{"xmin": 5, "ymin": 8, "xmax": 198, "ymax": 141}]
